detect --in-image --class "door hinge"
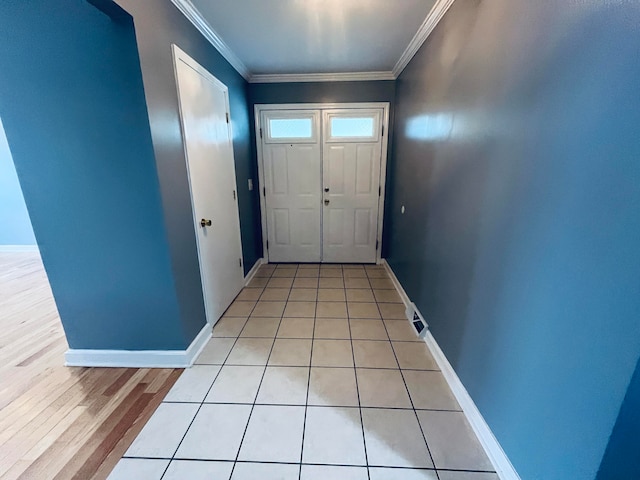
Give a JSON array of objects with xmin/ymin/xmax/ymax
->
[
  {"xmin": 239, "ymin": 257, "xmax": 242, "ymax": 267},
  {"xmin": 381, "ymin": 125, "xmax": 384, "ymax": 136},
  {"xmin": 376, "ymin": 240, "xmax": 379, "ymax": 250},
  {"xmin": 226, "ymin": 112, "xmax": 230, "ymax": 123},
  {"xmin": 263, "ymin": 186, "xmax": 266, "ymax": 197},
  {"xmin": 266, "ymin": 240, "xmax": 269, "ymax": 250},
  {"xmin": 259, "ymin": 127, "xmax": 263, "ymax": 138},
  {"xmin": 378, "ymin": 186, "xmax": 381, "ymax": 196},
  {"xmin": 233, "ymin": 190, "xmax": 236, "ymax": 200}
]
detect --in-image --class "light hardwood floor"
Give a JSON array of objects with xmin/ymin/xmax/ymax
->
[{"xmin": 0, "ymin": 252, "xmax": 181, "ymax": 479}]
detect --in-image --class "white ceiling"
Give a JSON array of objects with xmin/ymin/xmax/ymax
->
[{"xmin": 184, "ymin": 0, "xmax": 440, "ymax": 80}]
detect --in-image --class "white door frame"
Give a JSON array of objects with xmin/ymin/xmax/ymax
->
[
  {"xmin": 173, "ymin": 44, "xmax": 245, "ymax": 325},
  {"xmin": 254, "ymin": 102, "xmax": 390, "ymax": 264}
]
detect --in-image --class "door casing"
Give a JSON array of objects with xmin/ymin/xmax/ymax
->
[{"xmin": 254, "ymin": 102, "xmax": 390, "ymax": 264}]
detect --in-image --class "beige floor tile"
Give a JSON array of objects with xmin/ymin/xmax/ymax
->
[
  {"xmin": 302, "ymin": 406, "xmax": 366, "ymax": 465},
  {"xmin": 369, "ymin": 468, "xmax": 438, "ymax": 480},
  {"xmin": 348, "ymin": 302, "xmax": 381, "ymax": 319},
  {"xmin": 226, "ymin": 338, "xmax": 273, "ymax": 365},
  {"xmin": 256, "ymin": 366, "xmax": 309, "ymax": 405},
  {"xmin": 205, "ymin": 365, "xmax": 264, "ymax": 403},
  {"xmin": 384, "ymin": 320, "xmax": 421, "ymax": 341},
  {"xmin": 107, "ymin": 459, "xmax": 169, "ymax": 480},
  {"xmin": 267, "ymin": 277, "xmax": 294, "ymax": 288},
  {"xmin": 240, "ymin": 317, "xmax": 280, "ymax": 338},
  {"xmin": 231, "ymin": 463, "xmax": 299, "ymax": 480},
  {"xmin": 316, "ymin": 301, "xmax": 348, "ymax": 318},
  {"xmin": 393, "ymin": 342, "xmax": 439, "ymax": 370},
  {"xmin": 345, "ymin": 277, "xmax": 371, "ymax": 288},
  {"xmin": 352, "ymin": 340, "xmax": 398, "ymax": 368},
  {"xmin": 277, "ymin": 317, "xmax": 314, "ymax": 338},
  {"xmin": 366, "ymin": 269, "xmax": 389, "ymax": 278},
  {"xmin": 236, "ymin": 288, "xmax": 264, "ymax": 301},
  {"xmin": 373, "ymin": 289, "xmax": 403, "ymax": 303},
  {"xmin": 403, "ymin": 370, "xmax": 460, "ymax": 410},
  {"xmin": 163, "ymin": 461, "xmax": 234, "ymax": 480},
  {"xmin": 345, "ymin": 288, "xmax": 375, "ymax": 302},
  {"xmin": 174, "ymin": 404, "xmax": 252, "ymax": 460},
  {"xmin": 247, "ymin": 276, "xmax": 269, "ymax": 288},
  {"xmin": 259, "ymin": 288, "xmax": 290, "ymax": 301},
  {"xmin": 436, "ymin": 472, "xmax": 498, "ymax": 480},
  {"xmin": 283, "ymin": 301, "xmax": 316, "ymax": 318},
  {"xmin": 256, "ymin": 265, "xmax": 276, "ymax": 275},
  {"xmin": 379, "ymin": 303, "xmax": 406, "ymax": 319},
  {"xmin": 314, "ymin": 318, "xmax": 350, "ymax": 339},
  {"xmin": 317, "ymin": 288, "xmax": 346, "ymax": 302},
  {"xmin": 196, "ymin": 337, "xmax": 235, "ymax": 364},
  {"xmin": 225, "ymin": 300, "xmax": 256, "ymax": 317},
  {"xmin": 289, "ymin": 288, "xmax": 318, "ymax": 301},
  {"xmin": 301, "ymin": 465, "xmax": 368, "ymax": 480},
  {"xmin": 349, "ymin": 319, "xmax": 388, "ymax": 340},
  {"xmin": 319, "ymin": 277, "xmax": 345, "ymax": 288},
  {"xmin": 308, "ymin": 367, "xmax": 359, "ymax": 407},
  {"xmin": 417, "ymin": 411, "xmax": 493, "ymax": 471},
  {"xmin": 237, "ymin": 405, "xmax": 305, "ymax": 463},
  {"xmin": 293, "ymin": 277, "xmax": 319, "ymax": 288},
  {"xmin": 252, "ymin": 301, "xmax": 286, "ymax": 317},
  {"xmin": 164, "ymin": 365, "xmax": 221, "ymax": 403},
  {"xmin": 268, "ymin": 338, "xmax": 312, "ymax": 366},
  {"xmin": 212, "ymin": 316, "xmax": 247, "ymax": 337},
  {"xmin": 311, "ymin": 339, "xmax": 354, "ymax": 367},
  {"xmin": 369, "ymin": 278, "xmax": 394, "ymax": 289},
  {"xmin": 356, "ymin": 368, "xmax": 412, "ymax": 408},
  {"xmin": 362, "ymin": 408, "xmax": 433, "ymax": 468},
  {"xmin": 343, "ymin": 269, "xmax": 367, "ymax": 278},
  {"xmin": 272, "ymin": 269, "xmax": 296, "ymax": 278},
  {"xmin": 319, "ymin": 268, "xmax": 343, "ymax": 278},
  {"xmin": 295, "ymin": 269, "xmax": 320, "ymax": 278}
]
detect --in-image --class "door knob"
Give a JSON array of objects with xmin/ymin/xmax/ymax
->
[
  {"xmin": 324, "ymin": 199, "xmax": 330, "ymax": 205},
  {"xmin": 200, "ymin": 218, "xmax": 212, "ymax": 227},
  {"xmin": 324, "ymin": 187, "xmax": 330, "ymax": 192}
]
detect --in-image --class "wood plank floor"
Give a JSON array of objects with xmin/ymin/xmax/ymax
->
[{"xmin": 0, "ymin": 252, "xmax": 182, "ymax": 479}]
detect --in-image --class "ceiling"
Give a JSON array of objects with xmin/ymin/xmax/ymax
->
[{"xmin": 174, "ymin": 0, "xmax": 452, "ymax": 82}]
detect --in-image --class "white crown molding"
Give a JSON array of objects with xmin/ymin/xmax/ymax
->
[
  {"xmin": 392, "ymin": 0, "xmax": 457, "ymax": 77},
  {"xmin": 65, "ymin": 323, "xmax": 212, "ymax": 368},
  {"xmin": 249, "ymin": 71, "xmax": 396, "ymax": 83},
  {"xmin": 170, "ymin": 0, "xmax": 251, "ymax": 80}
]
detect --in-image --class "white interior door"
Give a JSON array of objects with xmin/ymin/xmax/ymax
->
[
  {"xmin": 322, "ymin": 109, "xmax": 383, "ymax": 263},
  {"xmin": 173, "ymin": 45, "xmax": 244, "ymax": 325},
  {"xmin": 261, "ymin": 110, "xmax": 322, "ymax": 263}
]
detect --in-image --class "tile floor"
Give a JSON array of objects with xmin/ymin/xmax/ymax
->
[{"xmin": 109, "ymin": 264, "xmax": 498, "ymax": 480}]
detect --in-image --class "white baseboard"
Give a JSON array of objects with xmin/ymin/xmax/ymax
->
[
  {"xmin": 65, "ymin": 323, "xmax": 212, "ymax": 368},
  {"xmin": 244, "ymin": 257, "xmax": 265, "ymax": 286},
  {"xmin": 381, "ymin": 259, "xmax": 520, "ymax": 480},
  {"xmin": 0, "ymin": 245, "xmax": 39, "ymax": 252}
]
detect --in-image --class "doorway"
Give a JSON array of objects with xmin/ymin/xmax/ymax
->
[
  {"xmin": 173, "ymin": 45, "xmax": 245, "ymax": 325},
  {"xmin": 256, "ymin": 103, "xmax": 389, "ymax": 264}
]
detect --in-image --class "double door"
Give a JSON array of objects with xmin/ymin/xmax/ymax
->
[{"xmin": 260, "ymin": 107, "xmax": 385, "ymax": 263}]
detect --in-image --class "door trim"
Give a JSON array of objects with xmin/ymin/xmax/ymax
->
[
  {"xmin": 172, "ymin": 44, "xmax": 245, "ymax": 325},
  {"xmin": 254, "ymin": 102, "xmax": 390, "ymax": 264}
]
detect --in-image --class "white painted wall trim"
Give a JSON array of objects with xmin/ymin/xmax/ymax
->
[
  {"xmin": 392, "ymin": 0, "xmax": 457, "ymax": 77},
  {"xmin": 170, "ymin": 0, "xmax": 251, "ymax": 80},
  {"xmin": 244, "ymin": 257, "xmax": 265, "ymax": 286},
  {"xmin": 249, "ymin": 71, "xmax": 396, "ymax": 83},
  {"xmin": 381, "ymin": 259, "xmax": 521, "ymax": 480},
  {"xmin": 0, "ymin": 245, "xmax": 39, "ymax": 252},
  {"xmin": 64, "ymin": 323, "xmax": 212, "ymax": 368}
]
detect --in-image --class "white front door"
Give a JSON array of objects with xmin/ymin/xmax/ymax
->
[
  {"xmin": 261, "ymin": 110, "xmax": 322, "ymax": 263},
  {"xmin": 173, "ymin": 45, "xmax": 244, "ymax": 324},
  {"xmin": 322, "ymin": 109, "xmax": 383, "ymax": 263},
  {"xmin": 259, "ymin": 107, "xmax": 385, "ymax": 263}
]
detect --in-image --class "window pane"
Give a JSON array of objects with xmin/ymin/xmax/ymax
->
[
  {"xmin": 330, "ymin": 117, "xmax": 375, "ymax": 138},
  {"xmin": 269, "ymin": 118, "xmax": 313, "ymax": 138}
]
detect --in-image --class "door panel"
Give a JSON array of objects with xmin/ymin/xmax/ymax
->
[
  {"xmin": 174, "ymin": 47, "xmax": 244, "ymax": 325},
  {"xmin": 262, "ymin": 110, "xmax": 322, "ymax": 263}
]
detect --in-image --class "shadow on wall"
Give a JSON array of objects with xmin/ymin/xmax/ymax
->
[
  {"xmin": 386, "ymin": 0, "xmax": 640, "ymax": 479},
  {"xmin": 0, "ymin": 117, "xmax": 36, "ymax": 247}
]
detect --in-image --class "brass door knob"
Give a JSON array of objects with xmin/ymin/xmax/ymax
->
[
  {"xmin": 200, "ymin": 218, "xmax": 212, "ymax": 227},
  {"xmin": 324, "ymin": 199, "xmax": 330, "ymax": 205}
]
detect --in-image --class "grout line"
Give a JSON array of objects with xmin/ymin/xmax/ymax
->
[
  {"xmin": 371, "ymin": 268, "xmax": 440, "ymax": 480},
  {"xmin": 228, "ymin": 263, "xmax": 297, "ymax": 479}
]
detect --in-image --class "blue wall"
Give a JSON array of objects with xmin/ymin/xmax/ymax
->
[
  {"xmin": 0, "ymin": 0, "xmax": 187, "ymax": 350},
  {"xmin": 0, "ymin": 117, "xmax": 36, "ymax": 246},
  {"xmin": 386, "ymin": 0, "xmax": 640, "ymax": 478}
]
